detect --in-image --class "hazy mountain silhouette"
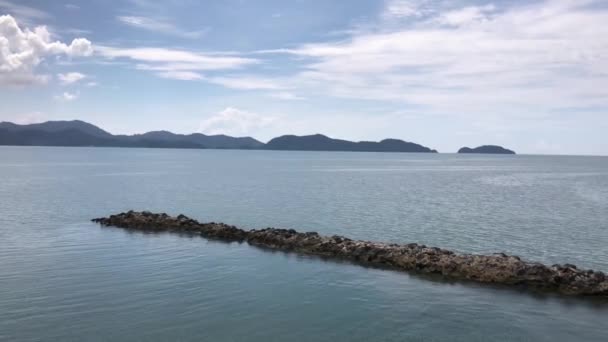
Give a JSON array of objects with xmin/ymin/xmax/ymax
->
[
  {"xmin": 265, "ymin": 134, "xmax": 437, "ymax": 153},
  {"xmin": 458, "ymin": 145, "xmax": 516, "ymax": 154},
  {"xmin": 134, "ymin": 131, "xmax": 264, "ymax": 149},
  {"xmin": 0, "ymin": 120, "xmax": 437, "ymax": 153},
  {"xmin": 0, "ymin": 120, "xmax": 112, "ymax": 138},
  {"xmin": 0, "ymin": 127, "xmax": 205, "ymax": 149},
  {"xmin": 0, "ymin": 121, "xmax": 261, "ymax": 149}
]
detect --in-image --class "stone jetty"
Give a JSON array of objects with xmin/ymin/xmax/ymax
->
[{"xmin": 92, "ymin": 211, "xmax": 608, "ymax": 297}]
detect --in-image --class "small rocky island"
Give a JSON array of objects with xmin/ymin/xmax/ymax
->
[
  {"xmin": 93, "ymin": 211, "xmax": 607, "ymax": 297},
  {"xmin": 458, "ymin": 145, "xmax": 516, "ymax": 154}
]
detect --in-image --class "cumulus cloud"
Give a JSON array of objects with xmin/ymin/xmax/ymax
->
[
  {"xmin": 117, "ymin": 15, "xmax": 206, "ymax": 39},
  {"xmin": 57, "ymin": 72, "xmax": 86, "ymax": 85},
  {"xmin": 199, "ymin": 107, "xmax": 276, "ymax": 136},
  {"xmin": 0, "ymin": 15, "xmax": 93, "ymax": 87}
]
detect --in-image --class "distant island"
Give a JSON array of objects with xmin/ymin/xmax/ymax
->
[
  {"xmin": 266, "ymin": 134, "xmax": 437, "ymax": 153},
  {"xmin": 458, "ymin": 145, "xmax": 516, "ymax": 155},
  {"xmin": 0, "ymin": 120, "xmax": 437, "ymax": 153}
]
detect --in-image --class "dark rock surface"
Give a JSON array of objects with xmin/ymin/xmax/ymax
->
[
  {"xmin": 458, "ymin": 145, "xmax": 516, "ymax": 154},
  {"xmin": 92, "ymin": 211, "xmax": 608, "ymax": 297}
]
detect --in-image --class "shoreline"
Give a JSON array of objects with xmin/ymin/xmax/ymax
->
[{"xmin": 92, "ymin": 211, "xmax": 608, "ymax": 297}]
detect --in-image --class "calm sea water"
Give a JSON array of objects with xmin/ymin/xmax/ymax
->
[{"xmin": 1, "ymin": 146, "xmax": 608, "ymax": 341}]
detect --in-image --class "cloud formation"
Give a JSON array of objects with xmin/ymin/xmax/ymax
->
[
  {"xmin": 98, "ymin": 46, "xmax": 258, "ymax": 81},
  {"xmin": 156, "ymin": 70, "xmax": 203, "ymax": 81},
  {"xmin": 0, "ymin": 15, "xmax": 93, "ymax": 86},
  {"xmin": 117, "ymin": 15, "xmax": 206, "ymax": 39},
  {"xmin": 54, "ymin": 91, "xmax": 78, "ymax": 101},
  {"xmin": 269, "ymin": 91, "xmax": 305, "ymax": 100},
  {"xmin": 206, "ymin": 75, "xmax": 284, "ymax": 90},
  {"xmin": 199, "ymin": 107, "xmax": 276, "ymax": 136},
  {"xmin": 382, "ymin": 0, "xmax": 429, "ymax": 19},
  {"xmin": 266, "ymin": 0, "xmax": 608, "ymax": 116},
  {"xmin": 0, "ymin": 0, "xmax": 49, "ymax": 22},
  {"xmin": 57, "ymin": 72, "xmax": 86, "ymax": 85}
]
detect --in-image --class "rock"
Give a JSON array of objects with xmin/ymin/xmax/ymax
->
[{"xmin": 91, "ymin": 211, "xmax": 608, "ymax": 297}]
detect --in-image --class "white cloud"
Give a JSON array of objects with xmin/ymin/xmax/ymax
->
[
  {"xmin": 437, "ymin": 5, "xmax": 495, "ymax": 26},
  {"xmin": 10, "ymin": 111, "xmax": 47, "ymax": 124},
  {"xmin": 269, "ymin": 91, "xmax": 305, "ymax": 100},
  {"xmin": 199, "ymin": 107, "xmax": 276, "ymax": 136},
  {"xmin": 63, "ymin": 28, "xmax": 92, "ymax": 35},
  {"xmin": 0, "ymin": 15, "xmax": 93, "ymax": 87},
  {"xmin": 98, "ymin": 46, "xmax": 265, "ymax": 84},
  {"xmin": 271, "ymin": 0, "xmax": 608, "ymax": 116},
  {"xmin": 206, "ymin": 75, "xmax": 284, "ymax": 90},
  {"xmin": 0, "ymin": 0, "xmax": 49, "ymax": 22},
  {"xmin": 64, "ymin": 4, "xmax": 79, "ymax": 10},
  {"xmin": 86, "ymin": 81, "xmax": 98, "ymax": 87},
  {"xmin": 54, "ymin": 91, "xmax": 78, "ymax": 101},
  {"xmin": 98, "ymin": 46, "xmax": 258, "ymax": 80},
  {"xmin": 117, "ymin": 15, "xmax": 206, "ymax": 39},
  {"xmin": 98, "ymin": 46, "xmax": 252, "ymax": 65},
  {"xmin": 382, "ymin": 0, "xmax": 429, "ymax": 19},
  {"xmin": 98, "ymin": 46, "xmax": 261, "ymax": 82},
  {"xmin": 57, "ymin": 72, "xmax": 86, "ymax": 85},
  {"xmin": 135, "ymin": 66, "xmax": 290, "ymax": 89},
  {"xmin": 157, "ymin": 70, "xmax": 203, "ymax": 81}
]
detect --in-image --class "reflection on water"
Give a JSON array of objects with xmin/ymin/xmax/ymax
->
[{"xmin": 1, "ymin": 147, "xmax": 608, "ymax": 341}]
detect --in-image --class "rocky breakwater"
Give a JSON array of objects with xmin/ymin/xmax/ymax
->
[{"xmin": 92, "ymin": 211, "xmax": 608, "ymax": 297}]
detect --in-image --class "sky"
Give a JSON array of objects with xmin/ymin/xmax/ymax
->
[{"xmin": 0, "ymin": 0, "xmax": 607, "ymax": 155}]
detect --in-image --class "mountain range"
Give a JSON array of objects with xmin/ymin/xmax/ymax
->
[
  {"xmin": 266, "ymin": 134, "xmax": 436, "ymax": 153},
  {"xmin": 0, "ymin": 120, "xmax": 267, "ymax": 150},
  {"xmin": 0, "ymin": 120, "xmax": 437, "ymax": 153}
]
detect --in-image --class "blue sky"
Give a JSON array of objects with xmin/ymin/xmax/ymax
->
[{"xmin": 1, "ymin": 0, "xmax": 607, "ymax": 154}]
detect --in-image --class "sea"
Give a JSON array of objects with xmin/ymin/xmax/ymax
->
[{"xmin": 1, "ymin": 146, "xmax": 607, "ymax": 341}]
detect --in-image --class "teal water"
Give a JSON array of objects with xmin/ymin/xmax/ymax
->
[{"xmin": 1, "ymin": 146, "xmax": 608, "ymax": 341}]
